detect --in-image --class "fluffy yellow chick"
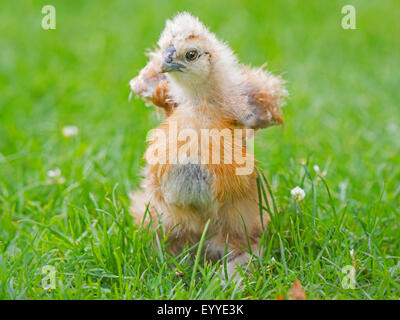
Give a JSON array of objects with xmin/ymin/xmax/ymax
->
[{"xmin": 129, "ymin": 12, "xmax": 287, "ymax": 280}]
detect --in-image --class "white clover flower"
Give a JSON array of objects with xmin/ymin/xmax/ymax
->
[
  {"xmin": 62, "ymin": 125, "xmax": 79, "ymax": 137},
  {"xmin": 291, "ymin": 186, "xmax": 306, "ymax": 202},
  {"xmin": 47, "ymin": 168, "xmax": 66, "ymax": 184},
  {"xmin": 47, "ymin": 168, "xmax": 61, "ymax": 178},
  {"xmin": 313, "ymin": 165, "xmax": 321, "ymax": 174}
]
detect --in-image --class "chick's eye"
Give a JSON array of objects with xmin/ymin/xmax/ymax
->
[{"xmin": 185, "ymin": 49, "xmax": 198, "ymax": 61}]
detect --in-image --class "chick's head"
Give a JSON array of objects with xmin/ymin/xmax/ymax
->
[{"xmin": 157, "ymin": 12, "xmax": 238, "ymax": 89}]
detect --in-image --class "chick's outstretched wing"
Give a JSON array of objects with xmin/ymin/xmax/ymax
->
[
  {"xmin": 238, "ymin": 65, "xmax": 287, "ymax": 129},
  {"xmin": 129, "ymin": 50, "xmax": 177, "ymax": 116}
]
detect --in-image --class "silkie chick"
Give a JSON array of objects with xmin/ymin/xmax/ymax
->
[{"xmin": 129, "ymin": 12, "xmax": 287, "ymax": 280}]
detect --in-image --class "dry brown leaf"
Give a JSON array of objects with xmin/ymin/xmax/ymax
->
[
  {"xmin": 276, "ymin": 293, "xmax": 284, "ymax": 300},
  {"xmin": 288, "ymin": 280, "xmax": 306, "ymax": 300}
]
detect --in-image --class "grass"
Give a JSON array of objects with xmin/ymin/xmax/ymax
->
[{"xmin": 0, "ymin": 0, "xmax": 399, "ymax": 299}]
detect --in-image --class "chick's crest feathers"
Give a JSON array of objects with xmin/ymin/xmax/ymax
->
[{"xmin": 158, "ymin": 12, "xmax": 214, "ymax": 49}]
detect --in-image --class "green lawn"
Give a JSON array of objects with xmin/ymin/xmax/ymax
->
[{"xmin": 0, "ymin": 0, "xmax": 399, "ymax": 299}]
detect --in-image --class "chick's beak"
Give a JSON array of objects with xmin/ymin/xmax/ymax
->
[
  {"xmin": 160, "ymin": 62, "xmax": 185, "ymax": 73},
  {"xmin": 160, "ymin": 45, "xmax": 185, "ymax": 73}
]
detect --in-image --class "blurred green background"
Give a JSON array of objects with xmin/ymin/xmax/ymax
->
[{"xmin": 0, "ymin": 0, "xmax": 399, "ymax": 299}]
